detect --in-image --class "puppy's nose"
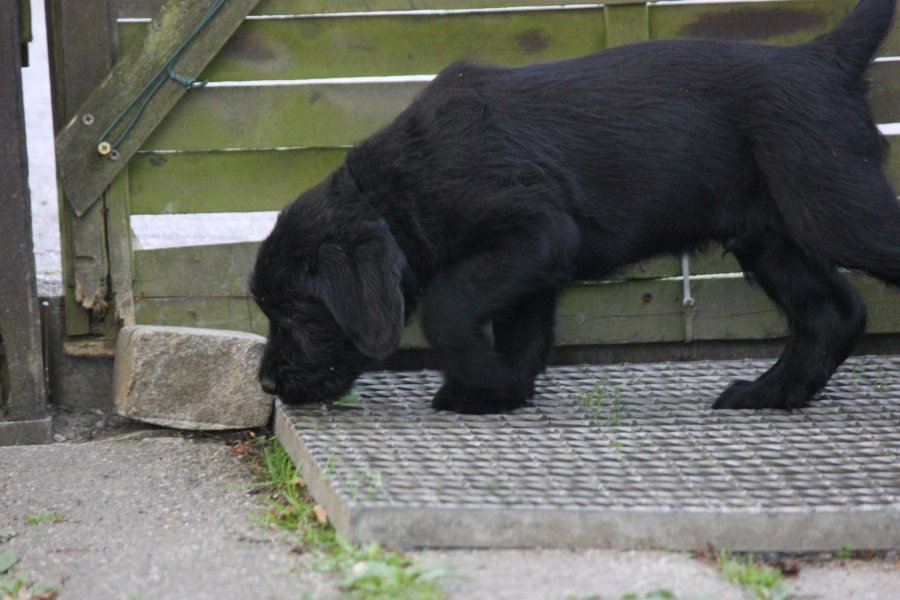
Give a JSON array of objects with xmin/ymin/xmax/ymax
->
[{"xmin": 260, "ymin": 376, "xmax": 278, "ymax": 395}]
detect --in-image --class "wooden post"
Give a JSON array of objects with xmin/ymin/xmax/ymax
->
[
  {"xmin": 45, "ymin": 0, "xmax": 117, "ymax": 341},
  {"xmin": 0, "ymin": 0, "xmax": 51, "ymax": 444}
]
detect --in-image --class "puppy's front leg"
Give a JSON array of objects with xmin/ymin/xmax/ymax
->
[
  {"xmin": 424, "ymin": 277, "xmax": 541, "ymax": 414},
  {"xmin": 423, "ymin": 220, "xmax": 575, "ymax": 414},
  {"xmin": 492, "ymin": 289, "xmax": 559, "ymax": 399}
]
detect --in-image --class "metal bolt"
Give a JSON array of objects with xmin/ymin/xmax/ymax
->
[
  {"xmin": 97, "ymin": 141, "xmax": 112, "ymax": 156},
  {"xmin": 81, "ymin": 113, "xmax": 95, "ymax": 126},
  {"xmin": 642, "ymin": 293, "xmax": 653, "ymax": 303},
  {"xmin": 109, "ymin": 149, "xmax": 121, "ymax": 161}
]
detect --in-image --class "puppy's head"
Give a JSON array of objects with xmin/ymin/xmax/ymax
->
[{"xmin": 250, "ymin": 170, "xmax": 406, "ymax": 404}]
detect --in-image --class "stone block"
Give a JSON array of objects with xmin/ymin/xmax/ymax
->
[{"xmin": 113, "ymin": 326, "xmax": 271, "ymax": 430}]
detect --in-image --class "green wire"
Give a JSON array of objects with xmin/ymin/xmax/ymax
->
[{"xmin": 97, "ymin": 0, "xmax": 226, "ymax": 152}]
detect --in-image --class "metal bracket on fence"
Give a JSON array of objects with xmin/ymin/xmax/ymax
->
[{"xmin": 681, "ymin": 253, "xmax": 695, "ymax": 343}]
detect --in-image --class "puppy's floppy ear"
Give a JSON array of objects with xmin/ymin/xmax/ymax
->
[{"xmin": 307, "ymin": 234, "xmax": 405, "ymax": 359}]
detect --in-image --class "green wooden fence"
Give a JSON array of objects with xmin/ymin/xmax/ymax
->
[{"xmin": 74, "ymin": 0, "xmax": 900, "ymax": 351}]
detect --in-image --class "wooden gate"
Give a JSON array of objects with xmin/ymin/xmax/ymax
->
[{"xmin": 51, "ymin": 0, "xmax": 900, "ymax": 358}]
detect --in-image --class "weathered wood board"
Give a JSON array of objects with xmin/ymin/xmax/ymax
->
[
  {"xmin": 131, "ymin": 243, "xmax": 744, "ymax": 296},
  {"xmin": 870, "ymin": 60, "xmax": 900, "ymax": 122},
  {"xmin": 118, "ymin": 7, "xmax": 609, "ymax": 81},
  {"xmin": 133, "ymin": 269, "xmax": 900, "ymax": 348},
  {"xmin": 128, "ymin": 148, "xmax": 346, "ymax": 214},
  {"xmin": 116, "ymin": 0, "xmax": 900, "ymax": 56},
  {"xmin": 92, "ymin": 0, "xmax": 900, "ymax": 347},
  {"xmin": 117, "ymin": 0, "xmax": 608, "ymax": 18},
  {"xmin": 139, "ymin": 82, "xmax": 427, "ymax": 152},
  {"xmin": 127, "ymin": 130, "xmax": 900, "ymax": 216},
  {"xmin": 132, "ymin": 67, "xmax": 900, "ymax": 155}
]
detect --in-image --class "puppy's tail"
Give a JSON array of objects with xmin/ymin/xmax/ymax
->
[{"xmin": 813, "ymin": 0, "xmax": 896, "ymax": 77}]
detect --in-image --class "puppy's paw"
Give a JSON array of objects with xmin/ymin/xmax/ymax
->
[
  {"xmin": 713, "ymin": 379, "xmax": 810, "ymax": 410},
  {"xmin": 431, "ymin": 381, "xmax": 528, "ymax": 414},
  {"xmin": 713, "ymin": 380, "xmax": 758, "ymax": 409}
]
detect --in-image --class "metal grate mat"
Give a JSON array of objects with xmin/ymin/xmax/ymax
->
[{"xmin": 275, "ymin": 355, "xmax": 900, "ymax": 551}]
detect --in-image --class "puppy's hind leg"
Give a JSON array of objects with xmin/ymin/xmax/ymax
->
[
  {"xmin": 818, "ymin": 171, "xmax": 900, "ymax": 288},
  {"xmin": 714, "ymin": 235, "xmax": 866, "ymax": 410}
]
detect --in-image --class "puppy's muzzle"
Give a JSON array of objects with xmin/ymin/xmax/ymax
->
[{"xmin": 259, "ymin": 375, "xmax": 278, "ymax": 395}]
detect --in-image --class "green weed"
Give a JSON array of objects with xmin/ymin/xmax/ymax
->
[
  {"xmin": 347, "ymin": 470, "xmax": 387, "ymax": 501},
  {"xmin": 566, "ymin": 591, "xmax": 714, "ymax": 600},
  {"xmin": 24, "ymin": 513, "xmax": 66, "ymax": 526},
  {"xmin": 716, "ymin": 550, "xmax": 792, "ymax": 600},
  {"xmin": 251, "ymin": 439, "xmax": 336, "ymax": 548},
  {"xmin": 835, "ymin": 545, "xmax": 855, "ymax": 560},
  {"xmin": 621, "ymin": 592, "xmax": 676, "ymax": 600},
  {"xmin": 250, "ymin": 438, "xmax": 452, "ymax": 599},
  {"xmin": 0, "ymin": 549, "xmax": 56, "ymax": 599},
  {"xmin": 577, "ymin": 379, "xmax": 623, "ymax": 426},
  {"xmin": 319, "ymin": 537, "xmax": 452, "ymax": 600},
  {"xmin": 334, "ymin": 393, "xmax": 361, "ymax": 406}
]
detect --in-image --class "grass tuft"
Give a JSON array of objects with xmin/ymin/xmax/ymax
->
[
  {"xmin": 333, "ymin": 392, "xmax": 361, "ymax": 406},
  {"xmin": 247, "ymin": 437, "xmax": 452, "ymax": 599},
  {"xmin": 577, "ymin": 379, "xmax": 623, "ymax": 426},
  {"xmin": 0, "ymin": 549, "xmax": 57, "ymax": 599},
  {"xmin": 23, "ymin": 513, "xmax": 66, "ymax": 526},
  {"xmin": 716, "ymin": 550, "xmax": 792, "ymax": 600}
]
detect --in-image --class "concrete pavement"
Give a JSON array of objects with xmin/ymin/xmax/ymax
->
[{"xmin": 2, "ymin": 431, "xmax": 898, "ymax": 599}]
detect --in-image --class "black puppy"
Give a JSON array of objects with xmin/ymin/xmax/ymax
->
[{"xmin": 251, "ymin": 0, "xmax": 899, "ymax": 414}]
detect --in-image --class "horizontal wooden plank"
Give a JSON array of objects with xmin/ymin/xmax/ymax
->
[
  {"xmin": 887, "ymin": 134, "xmax": 900, "ymax": 192},
  {"xmin": 119, "ymin": 8, "xmax": 607, "ymax": 81},
  {"xmin": 133, "ymin": 241, "xmax": 742, "ymax": 300},
  {"xmin": 651, "ymin": 0, "xmax": 852, "ymax": 46},
  {"xmin": 853, "ymin": 274, "xmax": 900, "ymax": 334},
  {"xmin": 120, "ymin": 1, "xmax": 900, "ymax": 59},
  {"xmin": 134, "ymin": 296, "xmax": 267, "ymax": 335},
  {"xmin": 120, "ymin": 4, "xmax": 900, "ymax": 86},
  {"xmin": 131, "ymin": 130, "xmax": 896, "ymax": 222},
  {"xmin": 117, "ymin": 0, "xmax": 604, "ymax": 19},
  {"xmin": 129, "ymin": 149, "xmax": 346, "ymax": 214},
  {"xmin": 689, "ymin": 278, "xmax": 784, "ymax": 341},
  {"xmin": 653, "ymin": 0, "xmax": 899, "ymax": 56},
  {"xmin": 613, "ymin": 251, "xmax": 741, "ymax": 281},
  {"xmin": 140, "ymin": 74, "xmax": 900, "ymax": 155},
  {"xmin": 557, "ymin": 279, "xmax": 686, "ymax": 345},
  {"xmin": 134, "ymin": 242, "xmax": 260, "ymax": 298},
  {"xmin": 133, "ymin": 282, "xmax": 689, "ymax": 346},
  {"xmin": 882, "ymin": 2, "xmax": 900, "ymax": 56},
  {"xmin": 870, "ymin": 61, "xmax": 900, "ymax": 123},
  {"xmin": 133, "ymin": 272, "xmax": 900, "ymax": 347},
  {"xmin": 141, "ymin": 81, "xmax": 425, "ymax": 152}
]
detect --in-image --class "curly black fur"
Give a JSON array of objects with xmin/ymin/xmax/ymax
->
[{"xmin": 251, "ymin": 0, "xmax": 898, "ymax": 413}]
